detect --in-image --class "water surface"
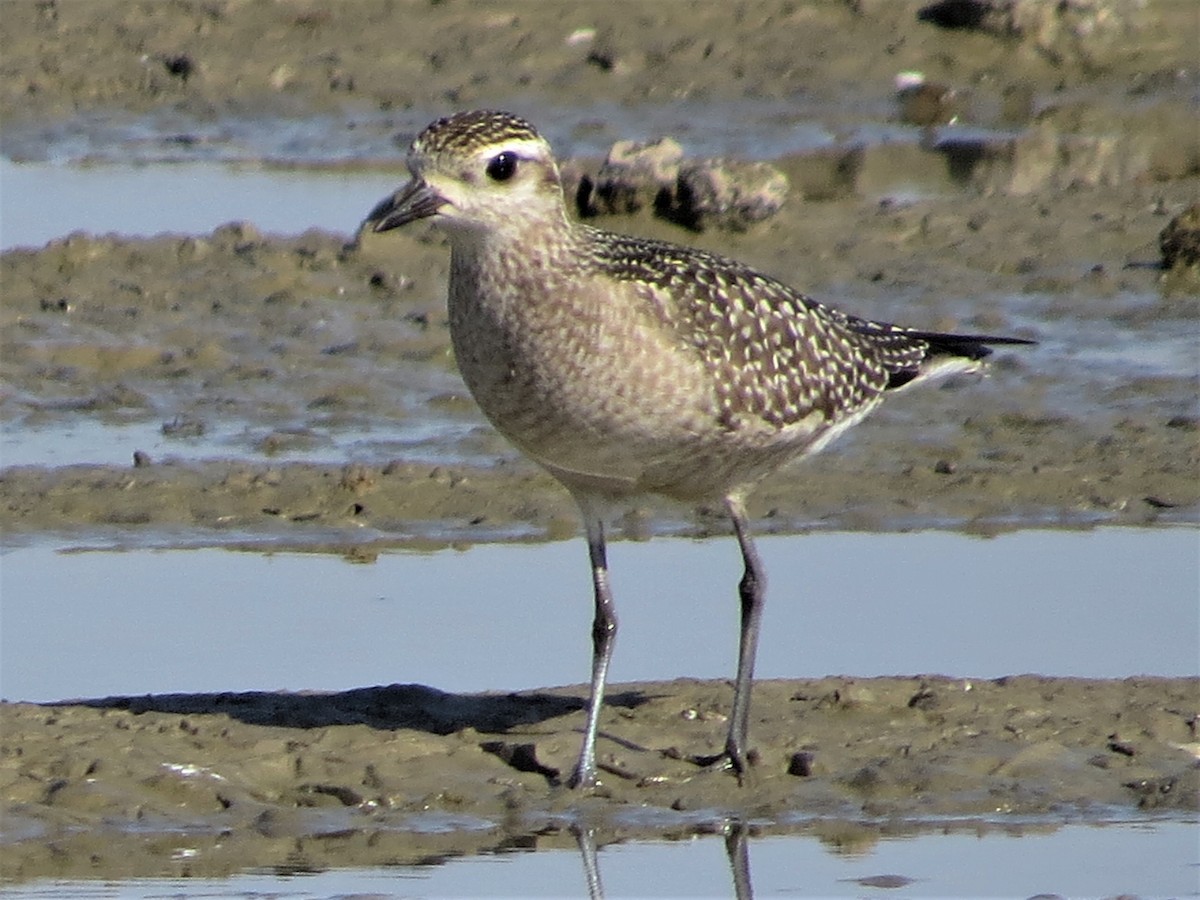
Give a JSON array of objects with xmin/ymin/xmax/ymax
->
[
  {"xmin": 5, "ymin": 819, "xmax": 1196, "ymax": 898},
  {"xmin": 3, "ymin": 528, "xmax": 1195, "ymax": 704}
]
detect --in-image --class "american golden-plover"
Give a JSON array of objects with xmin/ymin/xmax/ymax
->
[{"xmin": 366, "ymin": 110, "xmax": 1032, "ymax": 789}]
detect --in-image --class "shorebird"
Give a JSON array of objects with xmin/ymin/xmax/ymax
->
[{"xmin": 365, "ymin": 110, "xmax": 1032, "ymax": 789}]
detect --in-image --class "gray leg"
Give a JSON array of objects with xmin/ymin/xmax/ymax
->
[
  {"xmin": 725, "ymin": 495, "xmax": 765, "ymax": 776},
  {"xmin": 568, "ymin": 506, "xmax": 618, "ymax": 789}
]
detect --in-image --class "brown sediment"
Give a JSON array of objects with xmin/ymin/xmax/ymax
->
[{"xmin": 2, "ymin": 676, "xmax": 1197, "ymax": 882}]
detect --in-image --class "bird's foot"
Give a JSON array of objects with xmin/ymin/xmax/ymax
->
[
  {"xmin": 567, "ymin": 756, "xmax": 623, "ymax": 792},
  {"xmin": 685, "ymin": 745, "xmax": 758, "ymax": 783},
  {"xmin": 566, "ymin": 764, "xmax": 596, "ymax": 791}
]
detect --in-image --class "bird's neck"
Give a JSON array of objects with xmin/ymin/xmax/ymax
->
[{"xmin": 448, "ymin": 212, "xmax": 582, "ymax": 275}]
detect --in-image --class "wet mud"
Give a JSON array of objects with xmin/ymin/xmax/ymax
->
[
  {"xmin": 3, "ymin": 181, "xmax": 1196, "ymax": 545},
  {"xmin": 1, "ymin": 0, "xmax": 1198, "ymax": 885},
  {"xmin": 3, "ymin": 676, "xmax": 1198, "ymax": 882}
]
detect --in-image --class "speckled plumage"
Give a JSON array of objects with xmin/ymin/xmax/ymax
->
[{"xmin": 367, "ymin": 110, "xmax": 1031, "ymax": 789}]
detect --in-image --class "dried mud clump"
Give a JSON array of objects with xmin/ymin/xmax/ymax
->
[
  {"xmin": 1160, "ymin": 202, "xmax": 1200, "ymax": 271},
  {"xmin": 576, "ymin": 138, "xmax": 789, "ymax": 232}
]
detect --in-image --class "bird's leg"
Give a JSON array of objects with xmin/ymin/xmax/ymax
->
[
  {"xmin": 568, "ymin": 507, "xmax": 618, "ymax": 789},
  {"xmin": 725, "ymin": 495, "xmax": 765, "ymax": 777}
]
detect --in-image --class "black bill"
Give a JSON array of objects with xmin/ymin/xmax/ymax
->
[{"xmin": 367, "ymin": 179, "xmax": 446, "ymax": 233}]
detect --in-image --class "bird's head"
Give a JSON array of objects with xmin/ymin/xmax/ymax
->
[{"xmin": 367, "ymin": 110, "xmax": 567, "ymax": 239}]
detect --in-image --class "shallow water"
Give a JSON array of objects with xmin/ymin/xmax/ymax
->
[
  {"xmin": 0, "ymin": 411, "xmax": 489, "ymax": 470},
  {"xmin": 5, "ymin": 819, "xmax": 1197, "ymax": 898},
  {"xmin": 2, "ymin": 528, "xmax": 1195, "ymax": 704},
  {"xmin": 0, "ymin": 157, "xmax": 399, "ymax": 252},
  {"xmin": 0, "ymin": 99, "xmax": 932, "ymax": 169}
]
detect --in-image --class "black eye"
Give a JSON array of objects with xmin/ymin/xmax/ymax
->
[{"xmin": 485, "ymin": 152, "xmax": 518, "ymax": 182}]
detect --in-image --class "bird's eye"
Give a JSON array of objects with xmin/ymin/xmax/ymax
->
[{"xmin": 485, "ymin": 152, "xmax": 518, "ymax": 182}]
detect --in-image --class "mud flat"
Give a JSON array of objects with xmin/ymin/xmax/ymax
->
[
  {"xmin": 2, "ymin": 178, "xmax": 1196, "ymax": 544},
  {"xmin": 1, "ymin": 0, "xmax": 1197, "ymax": 886},
  {"xmin": 3, "ymin": 676, "xmax": 1198, "ymax": 882}
]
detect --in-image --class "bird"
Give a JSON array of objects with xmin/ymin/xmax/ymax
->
[{"xmin": 365, "ymin": 110, "xmax": 1033, "ymax": 790}]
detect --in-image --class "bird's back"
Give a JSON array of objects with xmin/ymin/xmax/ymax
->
[{"xmin": 448, "ymin": 221, "xmax": 1000, "ymax": 502}]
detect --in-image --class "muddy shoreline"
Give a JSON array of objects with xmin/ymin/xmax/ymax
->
[
  {"xmin": 3, "ymin": 175, "xmax": 1197, "ymax": 548},
  {"xmin": 1, "ymin": 0, "xmax": 1198, "ymax": 886},
  {"xmin": 4, "ymin": 675, "xmax": 1198, "ymax": 883}
]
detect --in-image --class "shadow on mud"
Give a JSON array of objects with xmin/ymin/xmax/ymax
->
[{"xmin": 58, "ymin": 683, "xmax": 651, "ymax": 737}]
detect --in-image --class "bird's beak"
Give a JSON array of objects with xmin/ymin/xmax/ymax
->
[{"xmin": 367, "ymin": 179, "xmax": 447, "ymax": 233}]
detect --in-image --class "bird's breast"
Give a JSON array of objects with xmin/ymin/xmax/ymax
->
[{"xmin": 445, "ymin": 247, "xmax": 736, "ymax": 491}]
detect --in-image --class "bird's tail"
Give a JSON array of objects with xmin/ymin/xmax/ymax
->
[
  {"xmin": 905, "ymin": 330, "xmax": 1036, "ymax": 362},
  {"xmin": 881, "ymin": 330, "xmax": 1034, "ymax": 390}
]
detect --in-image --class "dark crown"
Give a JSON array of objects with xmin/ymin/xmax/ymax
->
[{"xmin": 413, "ymin": 110, "xmax": 543, "ymax": 157}]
